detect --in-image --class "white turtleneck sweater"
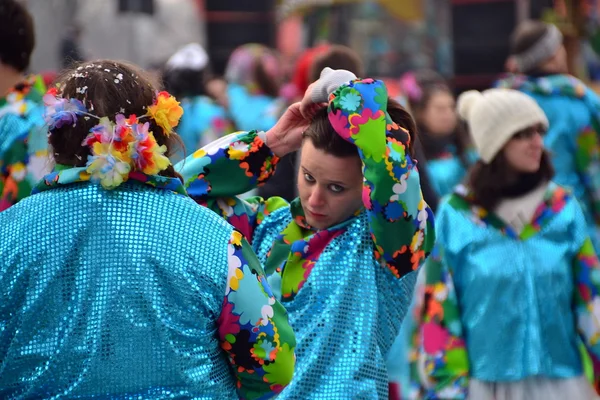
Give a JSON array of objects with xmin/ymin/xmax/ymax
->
[{"xmin": 494, "ymin": 183, "xmax": 548, "ymax": 234}]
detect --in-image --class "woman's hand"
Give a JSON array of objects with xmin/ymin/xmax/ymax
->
[
  {"xmin": 300, "ymin": 81, "xmax": 328, "ymax": 120},
  {"xmin": 265, "ymin": 102, "xmax": 310, "ymax": 157}
]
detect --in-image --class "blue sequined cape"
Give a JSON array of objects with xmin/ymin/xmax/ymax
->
[{"xmin": 0, "ymin": 171, "xmax": 295, "ymax": 399}]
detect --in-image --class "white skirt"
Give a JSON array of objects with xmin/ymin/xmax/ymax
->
[{"xmin": 468, "ymin": 376, "xmax": 597, "ymax": 400}]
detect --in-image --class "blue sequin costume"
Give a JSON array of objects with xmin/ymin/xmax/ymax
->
[
  {"xmin": 0, "ymin": 169, "xmax": 295, "ymax": 399},
  {"xmin": 177, "ymin": 77, "xmax": 435, "ymax": 398},
  {"xmin": 409, "ymin": 183, "xmax": 600, "ymax": 399}
]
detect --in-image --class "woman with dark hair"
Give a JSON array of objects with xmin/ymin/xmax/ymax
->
[
  {"xmin": 496, "ymin": 20, "xmax": 600, "ymax": 252},
  {"xmin": 177, "ymin": 68, "xmax": 434, "ymax": 398},
  {"xmin": 410, "ymin": 88, "xmax": 600, "ymax": 400},
  {"xmin": 257, "ymin": 44, "xmax": 365, "ymax": 203},
  {"xmin": 0, "ymin": 60, "xmax": 296, "ymax": 398},
  {"xmin": 401, "ymin": 71, "xmax": 475, "ymax": 198}
]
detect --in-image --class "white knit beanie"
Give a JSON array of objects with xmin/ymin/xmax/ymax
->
[{"xmin": 457, "ymin": 88, "xmax": 549, "ymax": 163}]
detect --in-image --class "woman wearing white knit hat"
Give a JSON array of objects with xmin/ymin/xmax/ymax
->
[
  {"xmin": 497, "ymin": 20, "xmax": 600, "ymax": 254},
  {"xmin": 408, "ymin": 88, "xmax": 600, "ymax": 400}
]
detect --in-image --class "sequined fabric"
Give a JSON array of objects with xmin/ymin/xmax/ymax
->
[
  {"xmin": 254, "ymin": 206, "xmax": 417, "ymax": 399},
  {"xmin": 410, "ymin": 183, "xmax": 600, "ymax": 399},
  {"xmin": 177, "ymin": 77, "xmax": 435, "ymax": 398},
  {"xmin": 0, "ymin": 175, "xmax": 295, "ymax": 399},
  {"xmin": 426, "ymin": 149, "xmax": 478, "ymax": 198}
]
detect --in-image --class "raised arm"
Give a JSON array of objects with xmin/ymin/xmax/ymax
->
[
  {"xmin": 176, "ymin": 105, "xmax": 308, "ymax": 244},
  {"xmin": 307, "ymin": 68, "xmax": 435, "ymax": 277}
]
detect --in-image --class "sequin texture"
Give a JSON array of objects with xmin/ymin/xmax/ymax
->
[
  {"xmin": 410, "ymin": 183, "xmax": 600, "ymax": 399},
  {"xmin": 177, "ymin": 77, "xmax": 435, "ymax": 398},
  {"xmin": 0, "ymin": 175, "xmax": 295, "ymax": 399},
  {"xmin": 254, "ymin": 207, "xmax": 417, "ymax": 399}
]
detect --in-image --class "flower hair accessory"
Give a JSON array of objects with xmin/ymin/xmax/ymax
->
[
  {"xmin": 146, "ymin": 91, "xmax": 184, "ymax": 136},
  {"xmin": 43, "ymin": 89, "xmax": 178, "ymax": 189},
  {"xmin": 43, "ymin": 87, "xmax": 88, "ymax": 130}
]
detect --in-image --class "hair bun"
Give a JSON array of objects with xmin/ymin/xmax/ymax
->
[{"xmin": 457, "ymin": 90, "xmax": 483, "ymax": 121}]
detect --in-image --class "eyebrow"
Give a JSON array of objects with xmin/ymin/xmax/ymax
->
[{"xmin": 301, "ymin": 166, "xmax": 348, "ymax": 186}]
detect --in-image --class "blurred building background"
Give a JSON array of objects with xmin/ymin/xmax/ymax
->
[
  {"xmin": 20, "ymin": 0, "xmax": 600, "ymax": 92},
  {"xmin": 27, "ymin": 0, "xmax": 204, "ymax": 72}
]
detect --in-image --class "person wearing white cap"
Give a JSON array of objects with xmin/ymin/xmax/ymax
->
[
  {"xmin": 497, "ymin": 20, "xmax": 600, "ymax": 253},
  {"xmin": 162, "ymin": 43, "xmax": 233, "ymax": 160},
  {"xmin": 409, "ymin": 88, "xmax": 600, "ymax": 400}
]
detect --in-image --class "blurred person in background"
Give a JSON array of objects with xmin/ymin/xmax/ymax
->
[
  {"xmin": 497, "ymin": 20, "xmax": 600, "ymax": 252},
  {"xmin": 0, "ymin": 0, "xmax": 49, "ymax": 211},
  {"xmin": 60, "ymin": 23, "xmax": 85, "ymax": 69},
  {"xmin": 162, "ymin": 43, "xmax": 233, "ymax": 161},
  {"xmin": 389, "ymin": 69, "xmax": 472, "ymax": 400},
  {"xmin": 224, "ymin": 43, "xmax": 284, "ymax": 132},
  {"xmin": 401, "ymin": 70, "xmax": 476, "ymax": 198},
  {"xmin": 410, "ymin": 88, "xmax": 600, "ymax": 400},
  {"xmin": 292, "ymin": 44, "xmax": 331, "ymax": 101}
]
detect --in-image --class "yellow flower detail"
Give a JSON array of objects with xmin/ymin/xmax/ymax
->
[
  {"xmin": 142, "ymin": 147, "xmax": 170, "ymax": 176},
  {"xmin": 231, "ymin": 230, "xmax": 243, "ymax": 247},
  {"xmin": 86, "ymin": 142, "xmax": 132, "ymax": 189},
  {"xmin": 229, "ymin": 268, "xmax": 244, "ymax": 291},
  {"xmin": 146, "ymin": 91, "xmax": 183, "ymax": 136}
]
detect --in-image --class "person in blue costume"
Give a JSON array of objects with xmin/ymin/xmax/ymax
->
[
  {"xmin": 0, "ymin": 59, "xmax": 296, "ymax": 399},
  {"xmin": 162, "ymin": 43, "xmax": 233, "ymax": 161},
  {"xmin": 409, "ymin": 88, "xmax": 600, "ymax": 400},
  {"xmin": 401, "ymin": 70, "xmax": 476, "ymax": 198},
  {"xmin": 496, "ymin": 20, "xmax": 600, "ymax": 251},
  {"xmin": 0, "ymin": 0, "xmax": 50, "ymax": 211},
  {"xmin": 224, "ymin": 44, "xmax": 285, "ymax": 132},
  {"xmin": 176, "ymin": 68, "xmax": 435, "ymax": 399}
]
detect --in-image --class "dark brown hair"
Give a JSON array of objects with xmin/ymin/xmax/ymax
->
[
  {"xmin": 466, "ymin": 150, "xmax": 554, "ymax": 210},
  {"xmin": 255, "ymin": 60, "xmax": 281, "ymax": 98},
  {"xmin": 302, "ymin": 107, "xmax": 358, "ymax": 159},
  {"xmin": 162, "ymin": 67, "xmax": 209, "ymax": 99},
  {"xmin": 302, "ymin": 98, "xmax": 416, "ymax": 158},
  {"xmin": 407, "ymin": 71, "xmax": 471, "ymax": 166},
  {"xmin": 49, "ymin": 60, "xmax": 183, "ymax": 181},
  {"xmin": 309, "ymin": 45, "xmax": 365, "ymax": 82},
  {"xmin": 0, "ymin": 0, "xmax": 35, "ymax": 72}
]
